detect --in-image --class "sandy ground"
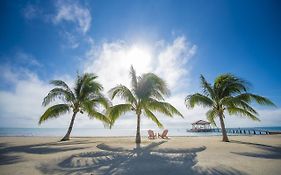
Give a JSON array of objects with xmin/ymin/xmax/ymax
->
[{"xmin": 0, "ymin": 135, "xmax": 281, "ymax": 175}]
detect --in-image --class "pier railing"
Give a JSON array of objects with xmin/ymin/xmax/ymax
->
[{"xmin": 211, "ymin": 128, "xmax": 281, "ymax": 135}]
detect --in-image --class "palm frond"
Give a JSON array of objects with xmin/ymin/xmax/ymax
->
[
  {"xmin": 90, "ymin": 94, "xmax": 111, "ymax": 109},
  {"xmin": 247, "ymin": 93, "xmax": 276, "ymax": 106},
  {"xmin": 200, "ymin": 75, "xmax": 215, "ymax": 98},
  {"xmin": 143, "ymin": 107, "xmax": 163, "ymax": 128},
  {"xmin": 108, "ymin": 104, "xmax": 132, "ymax": 125},
  {"xmin": 136, "ymin": 73, "xmax": 170, "ymax": 99},
  {"xmin": 146, "ymin": 98, "xmax": 183, "ymax": 117},
  {"xmin": 42, "ymin": 88, "xmax": 75, "ymax": 106},
  {"xmin": 39, "ymin": 104, "xmax": 70, "ymax": 124},
  {"xmin": 86, "ymin": 108, "xmax": 110, "ymax": 123},
  {"xmin": 185, "ymin": 93, "xmax": 213, "ymax": 108},
  {"xmin": 130, "ymin": 65, "xmax": 138, "ymax": 91},
  {"xmin": 108, "ymin": 85, "xmax": 136, "ymax": 104},
  {"xmin": 206, "ymin": 109, "xmax": 218, "ymax": 126},
  {"xmin": 215, "ymin": 74, "xmax": 250, "ymax": 97},
  {"xmin": 78, "ymin": 74, "xmax": 103, "ymax": 100},
  {"xmin": 50, "ymin": 80, "xmax": 71, "ymax": 91},
  {"xmin": 227, "ymin": 106, "xmax": 260, "ymax": 121}
]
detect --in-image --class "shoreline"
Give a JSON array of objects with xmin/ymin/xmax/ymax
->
[{"xmin": 0, "ymin": 134, "xmax": 278, "ymax": 138}]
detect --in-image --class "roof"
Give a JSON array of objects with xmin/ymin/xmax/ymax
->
[{"xmin": 192, "ymin": 120, "xmax": 210, "ymax": 125}]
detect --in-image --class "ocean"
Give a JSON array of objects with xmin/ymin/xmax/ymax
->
[{"xmin": 0, "ymin": 127, "xmax": 280, "ymax": 137}]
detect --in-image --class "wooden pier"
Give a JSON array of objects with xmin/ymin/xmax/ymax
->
[{"xmin": 211, "ymin": 128, "xmax": 281, "ymax": 135}]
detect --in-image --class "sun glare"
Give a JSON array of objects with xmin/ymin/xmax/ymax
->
[{"xmin": 126, "ymin": 45, "xmax": 153, "ymax": 74}]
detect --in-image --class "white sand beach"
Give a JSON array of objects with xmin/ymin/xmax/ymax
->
[{"xmin": 0, "ymin": 135, "xmax": 281, "ymax": 175}]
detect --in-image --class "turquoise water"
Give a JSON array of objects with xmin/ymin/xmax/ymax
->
[{"xmin": 0, "ymin": 127, "xmax": 280, "ymax": 137}]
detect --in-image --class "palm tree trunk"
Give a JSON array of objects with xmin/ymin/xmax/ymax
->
[
  {"xmin": 61, "ymin": 112, "xmax": 77, "ymax": 141},
  {"xmin": 135, "ymin": 113, "xmax": 141, "ymax": 144},
  {"xmin": 219, "ymin": 114, "xmax": 229, "ymax": 142}
]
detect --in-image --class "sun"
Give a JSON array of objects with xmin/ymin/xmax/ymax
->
[{"xmin": 126, "ymin": 45, "xmax": 153, "ymax": 74}]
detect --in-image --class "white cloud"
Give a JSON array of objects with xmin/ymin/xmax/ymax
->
[
  {"xmin": 0, "ymin": 65, "xmax": 109, "ymax": 129},
  {"xmin": 83, "ymin": 36, "xmax": 198, "ymax": 129},
  {"xmin": 1, "ymin": 37, "xmax": 279, "ymax": 131},
  {"xmin": 84, "ymin": 36, "xmax": 196, "ymax": 93},
  {"xmin": 0, "ymin": 67, "xmax": 51, "ymax": 127},
  {"xmin": 53, "ymin": 0, "xmax": 91, "ymax": 34}
]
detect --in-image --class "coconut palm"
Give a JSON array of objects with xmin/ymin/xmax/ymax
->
[
  {"xmin": 185, "ymin": 74, "xmax": 275, "ymax": 142},
  {"xmin": 108, "ymin": 66, "xmax": 183, "ymax": 143},
  {"xmin": 39, "ymin": 73, "xmax": 110, "ymax": 141}
]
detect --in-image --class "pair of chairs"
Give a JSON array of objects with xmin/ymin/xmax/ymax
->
[{"xmin": 148, "ymin": 129, "xmax": 168, "ymax": 139}]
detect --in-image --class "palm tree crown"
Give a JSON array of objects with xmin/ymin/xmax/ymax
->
[
  {"xmin": 39, "ymin": 73, "xmax": 110, "ymax": 141},
  {"xmin": 185, "ymin": 74, "xmax": 275, "ymax": 142},
  {"xmin": 108, "ymin": 66, "xmax": 183, "ymax": 143}
]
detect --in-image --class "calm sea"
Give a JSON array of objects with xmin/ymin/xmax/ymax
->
[{"xmin": 0, "ymin": 127, "xmax": 280, "ymax": 137}]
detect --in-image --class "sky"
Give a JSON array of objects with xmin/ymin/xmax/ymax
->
[{"xmin": 0, "ymin": 0, "xmax": 281, "ymax": 130}]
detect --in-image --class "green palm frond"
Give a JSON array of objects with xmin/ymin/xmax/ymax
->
[
  {"xmin": 78, "ymin": 74, "xmax": 103, "ymax": 100},
  {"xmin": 227, "ymin": 106, "xmax": 260, "ymax": 121},
  {"xmin": 206, "ymin": 109, "xmax": 218, "ymax": 126},
  {"xmin": 40, "ymin": 73, "xmax": 110, "ymax": 126},
  {"xmin": 147, "ymin": 98, "xmax": 183, "ymax": 117},
  {"xmin": 50, "ymin": 80, "xmax": 72, "ymax": 91},
  {"xmin": 39, "ymin": 104, "xmax": 70, "ymax": 124},
  {"xmin": 136, "ymin": 73, "xmax": 170, "ymax": 99},
  {"xmin": 143, "ymin": 73, "xmax": 170, "ymax": 96},
  {"xmin": 215, "ymin": 74, "xmax": 250, "ymax": 97},
  {"xmin": 86, "ymin": 108, "xmax": 110, "ymax": 123},
  {"xmin": 143, "ymin": 107, "xmax": 163, "ymax": 128},
  {"xmin": 90, "ymin": 94, "xmax": 111, "ymax": 109},
  {"xmin": 108, "ymin": 85, "xmax": 137, "ymax": 104},
  {"xmin": 108, "ymin": 104, "xmax": 132, "ymax": 125},
  {"xmin": 246, "ymin": 93, "xmax": 275, "ymax": 106},
  {"xmin": 200, "ymin": 75, "xmax": 215, "ymax": 98},
  {"xmin": 185, "ymin": 93, "xmax": 213, "ymax": 108},
  {"xmin": 42, "ymin": 88, "xmax": 75, "ymax": 106}
]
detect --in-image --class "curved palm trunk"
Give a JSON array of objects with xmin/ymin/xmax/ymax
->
[
  {"xmin": 61, "ymin": 111, "xmax": 77, "ymax": 141},
  {"xmin": 135, "ymin": 113, "xmax": 141, "ymax": 144},
  {"xmin": 219, "ymin": 114, "xmax": 229, "ymax": 142}
]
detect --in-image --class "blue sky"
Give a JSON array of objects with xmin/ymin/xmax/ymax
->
[{"xmin": 0, "ymin": 0, "xmax": 280, "ymax": 129}]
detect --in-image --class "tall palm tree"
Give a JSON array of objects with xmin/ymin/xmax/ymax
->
[
  {"xmin": 39, "ymin": 73, "xmax": 110, "ymax": 141},
  {"xmin": 185, "ymin": 74, "xmax": 275, "ymax": 142},
  {"xmin": 108, "ymin": 66, "xmax": 183, "ymax": 143}
]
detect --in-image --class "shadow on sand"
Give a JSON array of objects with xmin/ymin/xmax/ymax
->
[
  {"xmin": 37, "ymin": 141, "xmax": 247, "ymax": 175},
  {"xmin": 0, "ymin": 140, "xmax": 94, "ymax": 165},
  {"xmin": 231, "ymin": 140, "xmax": 281, "ymax": 159}
]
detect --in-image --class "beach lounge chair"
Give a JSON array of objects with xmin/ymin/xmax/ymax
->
[
  {"xmin": 158, "ymin": 129, "xmax": 169, "ymax": 139},
  {"xmin": 148, "ymin": 130, "xmax": 157, "ymax": 139}
]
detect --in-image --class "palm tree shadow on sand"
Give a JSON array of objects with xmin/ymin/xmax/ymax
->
[
  {"xmin": 37, "ymin": 141, "xmax": 247, "ymax": 175},
  {"xmin": 230, "ymin": 140, "xmax": 281, "ymax": 159}
]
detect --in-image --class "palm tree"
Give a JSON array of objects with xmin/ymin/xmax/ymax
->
[
  {"xmin": 39, "ymin": 73, "xmax": 110, "ymax": 141},
  {"xmin": 108, "ymin": 66, "xmax": 183, "ymax": 143},
  {"xmin": 185, "ymin": 74, "xmax": 275, "ymax": 142}
]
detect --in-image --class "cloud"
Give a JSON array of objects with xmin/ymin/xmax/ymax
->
[
  {"xmin": 83, "ymin": 36, "xmax": 198, "ymax": 129},
  {"xmin": 0, "ymin": 66, "xmax": 51, "ymax": 127},
  {"xmin": 53, "ymin": 0, "xmax": 91, "ymax": 34},
  {"xmin": 21, "ymin": 1, "xmax": 92, "ymax": 48},
  {"xmin": 0, "ymin": 37, "xmax": 279, "ymax": 131},
  {"xmin": 0, "ymin": 64, "xmax": 109, "ymax": 128},
  {"xmin": 14, "ymin": 51, "xmax": 42, "ymax": 67},
  {"xmin": 22, "ymin": 4, "xmax": 42, "ymax": 20},
  {"xmin": 84, "ymin": 36, "xmax": 196, "ymax": 93}
]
